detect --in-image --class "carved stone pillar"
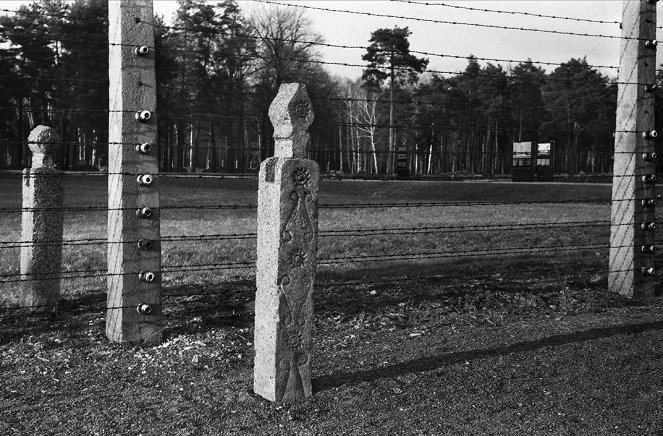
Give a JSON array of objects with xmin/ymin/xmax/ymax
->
[
  {"xmin": 20, "ymin": 126, "xmax": 63, "ymax": 310},
  {"xmin": 254, "ymin": 83, "xmax": 319, "ymax": 402}
]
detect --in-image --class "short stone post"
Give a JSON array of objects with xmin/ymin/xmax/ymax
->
[
  {"xmin": 107, "ymin": 0, "xmax": 162, "ymax": 344},
  {"xmin": 254, "ymin": 83, "xmax": 318, "ymax": 402},
  {"xmin": 20, "ymin": 125, "xmax": 64, "ymax": 310}
]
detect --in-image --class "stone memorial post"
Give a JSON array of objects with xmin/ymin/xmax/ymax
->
[
  {"xmin": 20, "ymin": 125, "xmax": 64, "ymax": 310},
  {"xmin": 107, "ymin": 0, "xmax": 162, "ymax": 344},
  {"xmin": 254, "ymin": 83, "xmax": 318, "ymax": 402}
]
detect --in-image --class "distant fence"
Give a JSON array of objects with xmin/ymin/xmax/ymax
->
[{"xmin": 0, "ymin": 0, "xmax": 659, "ymax": 403}]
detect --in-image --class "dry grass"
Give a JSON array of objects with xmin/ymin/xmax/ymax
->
[{"xmin": 0, "ymin": 176, "xmax": 614, "ymax": 304}]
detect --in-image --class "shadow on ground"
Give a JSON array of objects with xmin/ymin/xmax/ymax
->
[
  {"xmin": 313, "ymin": 319, "xmax": 663, "ymax": 392},
  {"xmin": 0, "ymin": 256, "xmax": 653, "ymax": 343}
]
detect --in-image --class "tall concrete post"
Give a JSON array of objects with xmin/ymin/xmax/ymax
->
[
  {"xmin": 20, "ymin": 126, "xmax": 63, "ymax": 310},
  {"xmin": 609, "ymin": 0, "xmax": 657, "ymax": 298},
  {"xmin": 254, "ymin": 84, "xmax": 318, "ymax": 402},
  {"xmin": 107, "ymin": 0, "xmax": 162, "ymax": 344}
]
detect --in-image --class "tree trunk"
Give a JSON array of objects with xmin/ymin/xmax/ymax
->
[
  {"xmin": 175, "ymin": 121, "xmax": 185, "ymax": 172},
  {"xmin": 451, "ymin": 131, "xmax": 457, "ymax": 173},
  {"xmin": 338, "ymin": 117, "xmax": 343, "ymax": 173},
  {"xmin": 482, "ymin": 125, "xmax": 489, "ymax": 176},
  {"xmin": 493, "ymin": 121, "xmax": 499, "ymax": 175},
  {"xmin": 572, "ymin": 130, "xmax": 580, "ymax": 175},
  {"xmin": 58, "ymin": 109, "xmax": 65, "ymax": 168},
  {"xmin": 164, "ymin": 125, "xmax": 171, "ymax": 172},
  {"xmin": 388, "ymin": 50, "xmax": 395, "ymax": 175},
  {"xmin": 17, "ymin": 100, "xmax": 24, "ymax": 167},
  {"xmin": 209, "ymin": 121, "xmax": 218, "ymax": 172}
]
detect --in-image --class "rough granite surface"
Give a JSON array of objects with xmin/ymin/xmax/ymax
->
[
  {"xmin": 254, "ymin": 83, "xmax": 320, "ymax": 402},
  {"xmin": 20, "ymin": 126, "xmax": 63, "ymax": 310}
]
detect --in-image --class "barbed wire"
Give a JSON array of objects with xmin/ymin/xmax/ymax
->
[
  {"xmin": 0, "ymin": 109, "xmax": 579, "ymax": 136},
  {"xmin": 0, "ymin": 263, "xmax": 628, "ymax": 314},
  {"xmin": 303, "ymin": 148, "xmax": 622, "ymax": 156},
  {"xmin": 255, "ymin": 0, "xmax": 643, "ymax": 41},
  {"xmin": 317, "ymin": 265, "xmax": 609, "ymax": 290},
  {"xmin": 0, "ymin": 7, "xmax": 71, "ymax": 20},
  {"xmin": 320, "ymin": 198, "xmax": 611, "ymax": 209},
  {"xmin": 0, "ymin": 219, "xmax": 620, "ymax": 249},
  {"xmin": 0, "ymin": 106, "xmax": 262, "ymax": 121},
  {"xmin": 0, "ymin": 74, "xmax": 108, "ymax": 86},
  {"xmin": 0, "ymin": 133, "xmax": 637, "ymax": 161},
  {"xmin": 0, "ymin": 197, "xmax": 615, "ymax": 214},
  {"xmin": 1, "ymin": 172, "xmax": 260, "ymax": 181},
  {"xmin": 0, "ymin": 241, "xmax": 627, "ymax": 284},
  {"xmin": 0, "ymin": 3, "xmax": 652, "ymax": 95},
  {"xmin": 0, "ymin": 4, "xmax": 644, "ymax": 69},
  {"xmin": 0, "ymin": 104, "xmax": 550, "ymax": 124},
  {"xmin": 3, "ymin": 23, "xmax": 622, "ymax": 84},
  {"xmin": 0, "ymin": 5, "xmax": 654, "ymax": 328},
  {"xmin": 0, "ymin": 127, "xmax": 646, "ymax": 157},
  {"xmin": 142, "ymin": 20, "xmax": 621, "ymax": 72},
  {"xmin": 152, "ymin": 48, "xmax": 629, "ymax": 86},
  {"xmin": 0, "ymin": 89, "xmax": 603, "ymax": 115},
  {"xmin": 0, "ymin": 261, "xmax": 257, "ymax": 283},
  {"xmin": 0, "ymin": 204, "xmax": 255, "ymax": 214},
  {"xmin": 156, "ymin": 146, "xmax": 619, "ymax": 156},
  {"xmin": 0, "ymin": 29, "xmax": 136, "ymax": 51},
  {"xmin": 390, "ymin": 0, "xmax": 623, "ymax": 26},
  {"xmin": 1, "ymin": 170, "xmax": 619, "ymax": 185},
  {"xmin": 318, "ymin": 242, "xmax": 611, "ymax": 265},
  {"xmin": 2, "ymin": 145, "xmax": 621, "ymax": 157},
  {"xmin": 4, "ymin": 21, "xmax": 611, "ymax": 87}
]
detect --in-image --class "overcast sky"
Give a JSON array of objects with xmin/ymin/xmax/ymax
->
[
  {"xmin": 3, "ymin": 1, "xmax": 661, "ymax": 80},
  {"xmin": 150, "ymin": 0, "xmax": 663, "ymax": 80}
]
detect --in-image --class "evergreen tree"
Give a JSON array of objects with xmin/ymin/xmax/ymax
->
[
  {"xmin": 362, "ymin": 26, "xmax": 428, "ymax": 173},
  {"xmin": 541, "ymin": 58, "xmax": 613, "ymax": 173},
  {"xmin": 510, "ymin": 60, "xmax": 547, "ymax": 143}
]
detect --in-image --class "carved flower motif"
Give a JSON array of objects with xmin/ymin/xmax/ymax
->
[
  {"xmin": 286, "ymin": 330, "xmax": 303, "ymax": 351},
  {"xmin": 293, "ymin": 167, "xmax": 311, "ymax": 186},
  {"xmin": 292, "ymin": 249, "xmax": 306, "ymax": 267},
  {"xmin": 292, "ymin": 99, "xmax": 310, "ymax": 119}
]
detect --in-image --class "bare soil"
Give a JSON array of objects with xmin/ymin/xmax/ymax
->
[{"xmin": 2, "ymin": 270, "xmax": 663, "ymax": 435}]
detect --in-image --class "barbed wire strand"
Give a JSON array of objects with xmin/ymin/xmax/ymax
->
[
  {"xmin": 0, "ymin": 266, "xmax": 634, "ymax": 312},
  {"xmin": 0, "ymin": 263, "xmax": 629, "ymax": 314},
  {"xmin": 0, "ymin": 197, "xmax": 617, "ymax": 214},
  {"xmin": 140, "ymin": 20, "xmax": 621, "ymax": 71},
  {"xmin": 0, "ymin": 262, "xmax": 647, "ymax": 315},
  {"xmin": 0, "ymin": 240, "xmax": 638, "ymax": 283},
  {"xmin": 390, "ymin": 0, "xmax": 623, "ymax": 26},
  {"xmin": 254, "ymin": 0, "xmax": 643, "ymax": 41},
  {"xmin": 151, "ymin": 48, "xmax": 635, "ymax": 86},
  {"xmin": 0, "ymin": 219, "xmax": 623, "ymax": 248}
]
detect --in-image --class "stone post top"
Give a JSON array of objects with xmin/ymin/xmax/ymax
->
[
  {"xmin": 28, "ymin": 125, "xmax": 60, "ymax": 168},
  {"xmin": 269, "ymin": 83, "xmax": 314, "ymax": 158}
]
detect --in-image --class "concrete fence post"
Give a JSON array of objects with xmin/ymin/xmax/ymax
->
[
  {"xmin": 107, "ymin": 0, "xmax": 162, "ymax": 344},
  {"xmin": 20, "ymin": 126, "xmax": 64, "ymax": 310},
  {"xmin": 609, "ymin": 0, "xmax": 657, "ymax": 298},
  {"xmin": 254, "ymin": 83, "xmax": 318, "ymax": 402}
]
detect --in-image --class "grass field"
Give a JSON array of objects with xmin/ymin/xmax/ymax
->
[
  {"xmin": 0, "ymin": 176, "xmax": 614, "ymax": 301},
  {"xmin": 2, "ymin": 175, "xmax": 663, "ymax": 435}
]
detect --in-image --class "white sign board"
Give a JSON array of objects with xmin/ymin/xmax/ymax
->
[{"xmin": 513, "ymin": 142, "xmax": 532, "ymax": 159}]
